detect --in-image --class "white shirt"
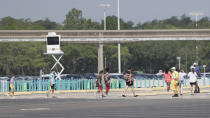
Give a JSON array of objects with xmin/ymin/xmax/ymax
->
[
  {"xmin": 179, "ymin": 72, "xmax": 186, "ymax": 81},
  {"xmin": 188, "ymin": 72, "xmax": 197, "ymax": 83}
]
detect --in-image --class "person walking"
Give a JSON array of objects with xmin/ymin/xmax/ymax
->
[
  {"xmin": 97, "ymin": 70, "xmax": 105, "ymax": 97},
  {"xmin": 193, "ymin": 63, "xmax": 201, "ymax": 77},
  {"xmin": 188, "ymin": 66, "xmax": 198, "ymax": 95},
  {"xmin": 49, "ymin": 71, "xmax": 56, "ymax": 97},
  {"xmin": 10, "ymin": 75, "xmax": 15, "ymax": 96},
  {"xmin": 179, "ymin": 70, "xmax": 186, "ymax": 95},
  {"xmin": 163, "ymin": 68, "xmax": 171, "ymax": 92},
  {"xmin": 193, "ymin": 63, "xmax": 200, "ymax": 93},
  {"xmin": 171, "ymin": 67, "xmax": 179, "ymax": 97},
  {"xmin": 122, "ymin": 67, "xmax": 137, "ymax": 97},
  {"xmin": 104, "ymin": 68, "xmax": 111, "ymax": 96}
]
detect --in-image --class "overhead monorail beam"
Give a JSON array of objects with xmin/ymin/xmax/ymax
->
[
  {"xmin": 0, "ymin": 38, "xmax": 210, "ymax": 43},
  {"xmin": 0, "ymin": 29, "xmax": 210, "ymax": 43}
]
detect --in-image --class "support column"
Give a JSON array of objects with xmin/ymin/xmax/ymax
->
[
  {"xmin": 118, "ymin": 43, "xmax": 121, "ymax": 74},
  {"xmin": 98, "ymin": 44, "xmax": 104, "ymax": 73}
]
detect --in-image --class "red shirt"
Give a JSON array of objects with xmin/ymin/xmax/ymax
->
[{"xmin": 164, "ymin": 72, "xmax": 171, "ymax": 82}]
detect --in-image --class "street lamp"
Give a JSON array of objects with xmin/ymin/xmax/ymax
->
[
  {"xmin": 117, "ymin": 0, "xmax": 121, "ymax": 74},
  {"xmin": 117, "ymin": 0, "xmax": 120, "ymax": 30},
  {"xmin": 100, "ymin": 4, "xmax": 111, "ymax": 30},
  {"xmin": 98, "ymin": 4, "xmax": 110, "ymax": 72},
  {"xmin": 203, "ymin": 65, "xmax": 206, "ymax": 77},
  {"xmin": 189, "ymin": 12, "xmax": 204, "ymax": 28},
  {"xmin": 176, "ymin": 56, "xmax": 181, "ymax": 70},
  {"xmin": 104, "ymin": 56, "xmax": 107, "ymax": 69},
  {"xmin": 189, "ymin": 12, "xmax": 203, "ymax": 62}
]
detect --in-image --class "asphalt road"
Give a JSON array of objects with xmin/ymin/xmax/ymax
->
[{"xmin": 0, "ymin": 98, "xmax": 210, "ymax": 118}]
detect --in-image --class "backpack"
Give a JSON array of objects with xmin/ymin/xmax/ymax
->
[
  {"xmin": 123, "ymin": 74, "xmax": 129, "ymax": 82},
  {"xmin": 104, "ymin": 74, "xmax": 110, "ymax": 83}
]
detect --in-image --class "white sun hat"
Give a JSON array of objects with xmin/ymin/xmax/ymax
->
[
  {"xmin": 193, "ymin": 62, "xmax": 197, "ymax": 66},
  {"xmin": 171, "ymin": 67, "xmax": 176, "ymax": 70},
  {"xmin": 191, "ymin": 66, "xmax": 195, "ymax": 69}
]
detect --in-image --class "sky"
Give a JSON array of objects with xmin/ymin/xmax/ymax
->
[{"xmin": 0, "ymin": 0, "xmax": 209, "ymax": 24}]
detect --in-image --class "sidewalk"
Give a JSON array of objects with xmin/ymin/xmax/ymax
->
[{"xmin": 1, "ymin": 86, "xmax": 210, "ymax": 99}]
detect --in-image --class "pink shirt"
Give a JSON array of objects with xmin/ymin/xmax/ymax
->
[{"xmin": 164, "ymin": 72, "xmax": 171, "ymax": 82}]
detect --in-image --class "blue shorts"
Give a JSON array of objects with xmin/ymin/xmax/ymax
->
[
  {"xmin": 179, "ymin": 80, "xmax": 184, "ymax": 84},
  {"xmin": 179, "ymin": 80, "xmax": 184, "ymax": 86}
]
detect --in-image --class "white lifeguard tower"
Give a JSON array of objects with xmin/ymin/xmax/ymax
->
[{"xmin": 44, "ymin": 32, "xmax": 64, "ymax": 78}]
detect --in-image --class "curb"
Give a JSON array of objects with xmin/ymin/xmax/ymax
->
[{"xmin": 1, "ymin": 86, "xmax": 210, "ymax": 96}]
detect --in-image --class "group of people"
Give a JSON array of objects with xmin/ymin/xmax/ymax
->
[
  {"xmin": 7, "ymin": 70, "xmax": 57, "ymax": 97},
  {"xmin": 9, "ymin": 67, "xmax": 138, "ymax": 98},
  {"xmin": 164, "ymin": 63, "xmax": 201, "ymax": 97},
  {"xmin": 7, "ymin": 63, "xmax": 202, "ymax": 98},
  {"xmin": 97, "ymin": 68, "xmax": 111, "ymax": 97},
  {"xmin": 97, "ymin": 67, "xmax": 138, "ymax": 98}
]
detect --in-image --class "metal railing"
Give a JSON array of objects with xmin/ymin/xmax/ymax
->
[{"xmin": 0, "ymin": 77, "xmax": 210, "ymax": 92}]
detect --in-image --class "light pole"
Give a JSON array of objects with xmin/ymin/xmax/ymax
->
[
  {"xmin": 105, "ymin": 56, "xmax": 107, "ymax": 69},
  {"xmin": 195, "ymin": 39, "xmax": 199, "ymax": 62},
  {"xmin": 189, "ymin": 12, "xmax": 203, "ymax": 62},
  {"xmin": 189, "ymin": 12, "xmax": 204, "ymax": 28},
  {"xmin": 117, "ymin": 0, "xmax": 120, "ymax": 30},
  {"xmin": 203, "ymin": 65, "xmax": 206, "ymax": 77},
  {"xmin": 117, "ymin": 0, "xmax": 121, "ymax": 74},
  {"xmin": 100, "ymin": 4, "xmax": 111, "ymax": 30},
  {"xmin": 176, "ymin": 56, "xmax": 181, "ymax": 70},
  {"xmin": 98, "ymin": 4, "xmax": 110, "ymax": 73}
]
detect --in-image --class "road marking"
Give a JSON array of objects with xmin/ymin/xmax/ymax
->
[{"xmin": 20, "ymin": 108, "xmax": 50, "ymax": 111}]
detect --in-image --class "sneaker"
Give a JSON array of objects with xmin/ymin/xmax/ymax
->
[
  {"xmin": 102, "ymin": 95, "xmax": 106, "ymax": 98},
  {"xmin": 122, "ymin": 95, "xmax": 126, "ymax": 97},
  {"xmin": 172, "ymin": 94, "xmax": 179, "ymax": 97},
  {"xmin": 133, "ymin": 95, "xmax": 138, "ymax": 97}
]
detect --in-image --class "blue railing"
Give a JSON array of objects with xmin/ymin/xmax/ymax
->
[
  {"xmin": 0, "ymin": 77, "xmax": 210, "ymax": 92},
  {"xmin": 0, "ymin": 79, "xmax": 126, "ymax": 92}
]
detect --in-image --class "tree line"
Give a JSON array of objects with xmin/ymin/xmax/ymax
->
[
  {"xmin": 0, "ymin": 8, "xmax": 210, "ymax": 75},
  {"xmin": 1, "ymin": 8, "xmax": 210, "ymax": 30}
]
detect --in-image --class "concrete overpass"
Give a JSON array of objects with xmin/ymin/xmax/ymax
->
[
  {"xmin": 0, "ymin": 29, "xmax": 210, "ymax": 43},
  {"xmin": 1, "ymin": 29, "xmax": 210, "ymax": 73}
]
